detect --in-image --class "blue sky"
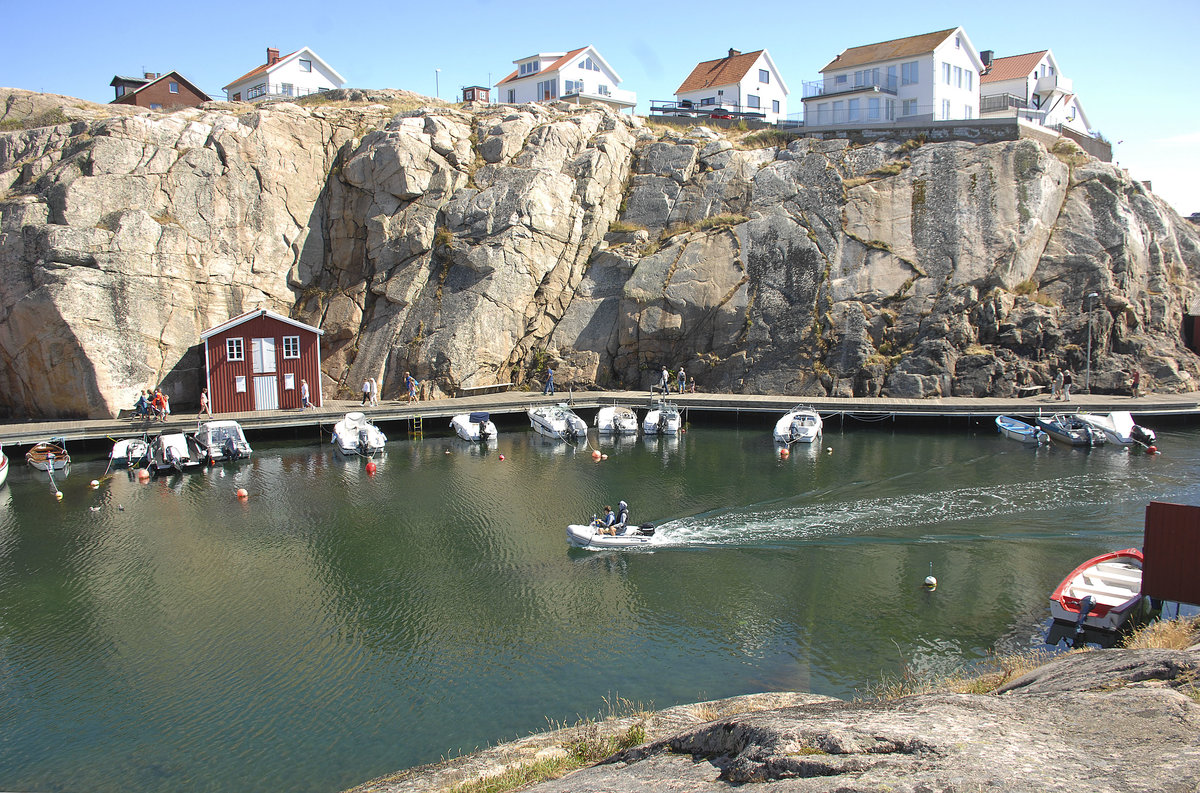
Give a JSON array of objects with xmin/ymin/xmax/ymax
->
[{"xmin": 4, "ymin": 0, "xmax": 1198, "ymax": 215}]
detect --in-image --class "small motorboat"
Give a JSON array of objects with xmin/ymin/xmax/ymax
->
[
  {"xmin": 332, "ymin": 412, "xmax": 387, "ymax": 457},
  {"xmin": 1075, "ymin": 411, "xmax": 1156, "ymax": 447},
  {"xmin": 643, "ymin": 401, "xmax": 681, "ymax": 436},
  {"xmin": 148, "ymin": 433, "xmax": 205, "ymax": 474},
  {"xmin": 0, "ymin": 448, "xmax": 8, "ymax": 488},
  {"xmin": 109, "ymin": 437, "xmax": 150, "ymax": 468},
  {"xmin": 451, "ymin": 411, "xmax": 498, "ymax": 442},
  {"xmin": 527, "ymin": 404, "xmax": 587, "ymax": 440},
  {"xmin": 773, "ymin": 405, "xmax": 823, "ymax": 444},
  {"xmin": 192, "ymin": 420, "xmax": 253, "ymax": 462},
  {"xmin": 566, "ymin": 521, "xmax": 658, "ymax": 549},
  {"xmin": 995, "ymin": 415, "xmax": 1048, "ymax": 445},
  {"xmin": 595, "ymin": 405, "xmax": 639, "ymax": 435},
  {"xmin": 26, "ymin": 439, "xmax": 70, "ymax": 471},
  {"xmin": 1035, "ymin": 414, "xmax": 1106, "ymax": 447},
  {"xmin": 1050, "ymin": 548, "xmax": 1145, "ymax": 631}
]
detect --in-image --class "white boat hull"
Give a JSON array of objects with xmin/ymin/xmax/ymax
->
[
  {"xmin": 110, "ymin": 438, "xmax": 150, "ymax": 467},
  {"xmin": 1075, "ymin": 412, "xmax": 1155, "ymax": 446},
  {"xmin": 193, "ymin": 421, "xmax": 253, "ymax": 462},
  {"xmin": 1050, "ymin": 548, "xmax": 1144, "ymax": 631},
  {"xmin": 643, "ymin": 405, "xmax": 681, "ymax": 435},
  {"xmin": 595, "ymin": 406, "xmax": 639, "ymax": 435},
  {"xmin": 0, "ymin": 452, "xmax": 7, "ymax": 487},
  {"xmin": 773, "ymin": 408, "xmax": 822, "ymax": 444},
  {"xmin": 566, "ymin": 523, "xmax": 657, "ymax": 549},
  {"xmin": 26, "ymin": 442, "xmax": 70, "ymax": 472},
  {"xmin": 332, "ymin": 412, "xmax": 387, "ymax": 456},
  {"xmin": 451, "ymin": 414, "xmax": 498, "ymax": 442},
  {"xmin": 528, "ymin": 405, "xmax": 587, "ymax": 440},
  {"xmin": 149, "ymin": 433, "xmax": 204, "ymax": 474}
]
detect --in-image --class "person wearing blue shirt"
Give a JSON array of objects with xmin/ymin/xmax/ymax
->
[{"xmin": 543, "ymin": 367, "xmax": 555, "ymax": 396}]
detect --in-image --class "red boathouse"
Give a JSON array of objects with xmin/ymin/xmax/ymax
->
[{"xmin": 201, "ymin": 309, "xmax": 324, "ymax": 412}]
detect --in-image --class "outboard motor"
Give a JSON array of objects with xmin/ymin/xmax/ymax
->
[
  {"xmin": 1131, "ymin": 425, "xmax": 1156, "ymax": 446},
  {"xmin": 223, "ymin": 436, "xmax": 239, "ymax": 461},
  {"xmin": 358, "ymin": 427, "xmax": 371, "ymax": 454},
  {"xmin": 1075, "ymin": 595, "xmax": 1096, "ymax": 630},
  {"xmin": 638, "ymin": 522, "xmax": 656, "ymax": 536}
]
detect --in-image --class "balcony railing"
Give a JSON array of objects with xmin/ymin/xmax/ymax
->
[
  {"xmin": 233, "ymin": 83, "xmax": 328, "ymax": 102},
  {"xmin": 562, "ymin": 86, "xmax": 637, "ymax": 107},
  {"xmin": 802, "ymin": 75, "xmax": 899, "ymax": 99},
  {"xmin": 1035, "ymin": 74, "xmax": 1073, "ymax": 94},
  {"xmin": 648, "ymin": 100, "xmax": 766, "ymax": 120},
  {"xmin": 980, "ymin": 93, "xmax": 1028, "ymax": 113}
]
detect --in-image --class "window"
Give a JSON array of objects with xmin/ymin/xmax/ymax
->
[
  {"xmin": 227, "ymin": 337, "xmax": 244, "ymax": 361},
  {"xmin": 247, "ymin": 83, "xmax": 266, "ymax": 99},
  {"xmin": 578, "ymin": 57, "xmax": 600, "ymax": 71},
  {"xmin": 1031, "ymin": 92, "xmax": 1041, "ymax": 108},
  {"xmin": 519, "ymin": 61, "xmax": 541, "ymax": 76},
  {"xmin": 597, "ymin": 84, "xmax": 609, "ymax": 96},
  {"xmin": 149, "ymin": 103, "xmax": 162, "ymax": 110},
  {"xmin": 169, "ymin": 81, "xmax": 178, "ymax": 93},
  {"xmin": 966, "ymin": 71, "xmax": 973, "ymax": 91},
  {"xmin": 283, "ymin": 336, "xmax": 300, "ymax": 359},
  {"xmin": 941, "ymin": 99, "xmax": 951, "ymax": 119},
  {"xmin": 964, "ymin": 105, "xmax": 973, "ymax": 119},
  {"xmin": 954, "ymin": 66, "xmax": 963, "ymax": 88},
  {"xmin": 759, "ymin": 69, "xmax": 769, "ymax": 83},
  {"xmin": 955, "ymin": 35, "xmax": 961, "ymax": 48},
  {"xmin": 817, "ymin": 102, "xmax": 830, "ymax": 124},
  {"xmin": 116, "ymin": 85, "xmax": 126, "ymax": 97},
  {"xmin": 885, "ymin": 98, "xmax": 895, "ymax": 120},
  {"xmin": 284, "ymin": 373, "xmax": 295, "ymax": 390},
  {"xmin": 536, "ymin": 79, "xmax": 557, "ymax": 101},
  {"xmin": 886, "ymin": 65, "xmax": 898, "ymax": 91},
  {"xmin": 507, "ymin": 89, "xmax": 515, "ymax": 103},
  {"xmin": 902, "ymin": 98, "xmax": 917, "ymax": 116},
  {"xmin": 942, "ymin": 63, "xmax": 951, "ymax": 84},
  {"xmin": 700, "ymin": 96, "xmax": 715, "ymax": 106},
  {"xmin": 234, "ymin": 376, "xmax": 246, "ymax": 393},
  {"xmin": 564, "ymin": 80, "xmax": 582, "ymax": 94},
  {"xmin": 772, "ymin": 99, "xmax": 780, "ymax": 113},
  {"xmin": 835, "ymin": 74, "xmax": 848, "ymax": 84},
  {"xmin": 847, "ymin": 98, "xmax": 859, "ymax": 121},
  {"xmin": 855, "ymin": 68, "xmax": 879, "ymax": 87},
  {"xmin": 746, "ymin": 94, "xmax": 760, "ymax": 108},
  {"xmin": 902, "ymin": 61, "xmax": 919, "ymax": 85},
  {"xmin": 282, "ymin": 83, "xmax": 293, "ymax": 97},
  {"xmin": 868, "ymin": 97, "xmax": 880, "ymax": 120},
  {"xmin": 832, "ymin": 100, "xmax": 844, "ymax": 123},
  {"xmin": 233, "ymin": 92, "xmax": 241, "ymax": 102},
  {"xmin": 299, "ymin": 59, "xmax": 312, "ymax": 72}
]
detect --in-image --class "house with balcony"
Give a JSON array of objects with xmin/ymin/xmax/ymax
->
[
  {"xmin": 979, "ymin": 50, "xmax": 1090, "ymax": 136},
  {"xmin": 223, "ymin": 46, "xmax": 344, "ymax": 103},
  {"xmin": 671, "ymin": 48, "xmax": 789, "ymax": 124},
  {"xmin": 496, "ymin": 45, "xmax": 636, "ymax": 113},
  {"xmin": 110, "ymin": 71, "xmax": 210, "ymax": 109},
  {"xmin": 802, "ymin": 27, "xmax": 983, "ymax": 127}
]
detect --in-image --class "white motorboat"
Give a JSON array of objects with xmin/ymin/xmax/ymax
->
[
  {"xmin": 332, "ymin": 412, "xmax": 387, "ymax": 456},
  {"xmin": 192, "ymin": 420, "xmax": 253, "ymax": 462},
  {"xmin": 451, "ymin": 411, "xmax": 498, "ymax": 442},
  {"xmin": 643, "ymin": 402, "xmax": 681, "ymax": 435},
  {"xmin": 1035, "ymin": 414, "xmax": 1106, "ymax": 447},
  {"xmin": 148, "ymin": 433, "xmax": 205, "ymax": 474},
  {"xmin": 1075, "ymin": 412, "xmax": 1156, "ymax": 447},
  {"xmin": 595, "ymin": 405, "xmax": 639, "ymax": 435},
  {"xmin": 26, "ymin": 439, "xmax": 70, "ymax": 471},
  {"xmin": 527, "ymin": 404, "xmax": 587, "ymax": 440},
  {"xmin": 109, "ymin": 437, "xmax": 150, "ymax": 468},
  {"xmin": 995, "ymin": 415, "xmax": 1048, "ymax": 445},
  {"xmin": 566, "ymin": 521, "xmax": 658, "ymax": 549},
  {"xmin": 0, "ymin": 449, "xmax": 7, "ymax": 488},
  {"xmin": 773, "ymin": 405, "xmax": 823, "ymax": 444},
  {"xmin": 1050, "ymin": 548, "xmax": 1144, "ymax": 631}
]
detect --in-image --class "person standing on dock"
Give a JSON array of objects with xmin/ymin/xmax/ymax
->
[
  {"xmin": 369, "ymin": 377, "xmax": 379, "ymax": 406},
  {"xmin": 543, "ymin": 367, "xmax": 555, "ymax": 396},
  {"xmin": 300, "ymin": 379, "xmax": 313, "ymax": 410},
  {"xmin": 677, "ymin": 366, "xmax": 686, "ymax": 394},
  {"xmin": 199, "ymin": 387, "xmax": 211, "ymax": 417},
  {"xmin": 1062, "ymin": 370, "xmax": 1073, "ymax": 401},
  {"xmin": 1052, "ymin": 369, "xmax": 1064, "ymax": 401},
  {"xmin": 405, "ymin": 371, "xmax": 418, "ymax": 403},
  {"xmin": 659, "ymin": 366, "xmax": 669, "ymax": 395},
  {"xmin": 1131, "ymin": 368, "xmax": 1140, "ymax": 398}
]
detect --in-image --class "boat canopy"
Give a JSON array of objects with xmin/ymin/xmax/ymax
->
[{"xmin": 469, "ymin": 412, "xmax": 490, "ymax": 424}]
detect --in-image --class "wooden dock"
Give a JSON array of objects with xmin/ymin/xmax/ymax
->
[{"xmin": 0, "ymin": 389, "xmax": 1196, "ymax": 449}]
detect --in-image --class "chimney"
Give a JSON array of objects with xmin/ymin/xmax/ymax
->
[
  {"xmin": 980, "ymin": 50, "xmax": 993, "ymax": 67},
  {"xmin": 144, "ymin": 72, "xmax": 158, "ymax": 80},
  {"xmin": 728, "ymin": 48, "xmax": 741, "ymax": 58},
  {"xmin": 267, "ymin": 48, "xmax": 280, "ymax": 65}
]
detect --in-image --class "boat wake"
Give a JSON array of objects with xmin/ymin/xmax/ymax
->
[{"xmin": 651, "ymin": 472, "xmax": 1169, "ymax": 548}]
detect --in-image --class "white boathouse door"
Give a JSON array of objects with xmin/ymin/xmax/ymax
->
[{"xmin": 251, "ymin": 338, "xmax": 279, "ymax": 410}]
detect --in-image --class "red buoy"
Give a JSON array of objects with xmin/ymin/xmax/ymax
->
[
  {"xmin": 235, "ymin": 488, "xmax": 248, "ymax": 500},
  {"xmin": 780, "ymin": 447, "xmax": 790, "ymax": 459},
  {"xmin": 498, "ymin": 454, "xmax": 505, "ymax": 461},
  {"xmin": 1147, "ymin": 445, "xmax": 1158, "ymax": 455},
  {"xmin": 365, "ymin": 461, "xmax": 377, "ymax": 475}
]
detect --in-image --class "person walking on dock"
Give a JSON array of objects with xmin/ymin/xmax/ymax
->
[
  {"xmin": 1052, "ymin": 369, "xmax": 1064, "ymax": 401},
  {"xmin": 659, "ymin": 366, "xmax": 669, "ymax": 395},
  {"xmin": 543, "ymin": 367, "xmax": 555, "ymax": 396},
  {"xmin": 1131, "ymin": 368, "xmax": 1140, "ymax": 398},
  {"xmin": 369, "ymin": 377, "xmax": 379, "ymax": 406},
  {"xmin": 361, "ymin": 378, "xmax": 371, "ymax": 406},
  {"xmin": 405, "ymin": 372, "xmax": 418, "ymax": 403},
  {"xmin": 199, "ymin": 387, "xmax": 211, "ymax": 417},
  {"xmin": 300, "ymin": 379, "xmax": 314, "ymax": 410}
]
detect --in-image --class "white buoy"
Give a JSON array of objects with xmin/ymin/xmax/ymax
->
[
  {"xmin": 924, "ymin": 561, "xmax": 937, "ymax": 590},
  {"xmin": 90, "ymin": 479, "xmax": 100, "ymax": 488}
]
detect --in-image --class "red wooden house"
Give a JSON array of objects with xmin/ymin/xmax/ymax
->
[
  {"xmin": 201, "ymin": 309, "xmax": 323, "ymax": 412},
  {"xmin": 110, "ymin": 71, "xmax": 211, "ymax": 109}
]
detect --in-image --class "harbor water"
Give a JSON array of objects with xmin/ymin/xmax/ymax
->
[{"xmin": 0, "ymin": 414, "xmax": 1195, "ymax": 793}]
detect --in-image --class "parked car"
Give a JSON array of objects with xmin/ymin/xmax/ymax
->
[{"xmin": 709, "ymin": 111, "xmax": 733, "ymax": 119}]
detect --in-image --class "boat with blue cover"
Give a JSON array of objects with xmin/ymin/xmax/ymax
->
[{"xmin": 995, "ymin": 415, "xmax": 1048, "ymax": 445}]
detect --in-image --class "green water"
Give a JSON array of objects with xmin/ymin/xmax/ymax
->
[{"xmin": 0, "ymin": 415, "xmax": 1194, "ymax": 793}]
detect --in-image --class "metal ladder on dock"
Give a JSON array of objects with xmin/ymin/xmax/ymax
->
[{"xmin": 409, "ymin": 414, "xmax": 423, "ymax": 438}]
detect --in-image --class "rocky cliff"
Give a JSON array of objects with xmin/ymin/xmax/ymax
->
[{"xmin": 2, "ymin": 87, "xmax": 1199, "ymax": 418}]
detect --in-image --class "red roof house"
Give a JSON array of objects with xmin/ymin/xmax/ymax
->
[
  {"xmin": 201, "ymin": 309, "xmax": 323, "ymax": 412},
  {"xmin": 110, "ymin": 71, "xmax": 211, "ymax": 109}
]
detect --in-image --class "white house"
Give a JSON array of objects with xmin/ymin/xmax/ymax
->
[
  {"xmin": 674, "ymin": 48, "xmax": 789, "ymax": 124},
  {"xmin": 496, "ymin": 45, "xmax": 636, "ymax": 113},
  {"xmin": 224, "ymin": 46, "xmax": 345, "ymax": 103},
  {"xmin": 979, "ymin": 50, "xmax": 1091, "ymax": 136},
  {"xmin": 802, "ymin": 27, "xmax": 983, "ymax": 126}
]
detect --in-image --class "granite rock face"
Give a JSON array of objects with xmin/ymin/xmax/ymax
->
[{"xmin": 2, "ymin": 92, "xmax": 1199, "ymax": 417}]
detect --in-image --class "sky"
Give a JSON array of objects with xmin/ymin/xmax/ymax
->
[{"xmin": 3, "ymin": 0, "xmax": 1198, "ymax": 216}]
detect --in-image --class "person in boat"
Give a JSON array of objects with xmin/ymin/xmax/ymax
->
[
  {"xmin": 593, "ymin": 506, "xmax": 618, "ymax": 534},
  {"xmin": 615, "ymin": 500, "xmax": 630, "ymax": 531}
]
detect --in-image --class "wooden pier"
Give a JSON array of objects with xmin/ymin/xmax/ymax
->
[{"xmin": 0, "ymin": 389, "xmax": 1197, "ymax": 449}]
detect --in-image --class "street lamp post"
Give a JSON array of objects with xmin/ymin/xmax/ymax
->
[
  {"xmin": 435, "ymin": 69, "xmax": 441, "ymax": 99},
  {"xmin": 1085, "ymin": 292, "xmax": 1100, "ymax": 393}
]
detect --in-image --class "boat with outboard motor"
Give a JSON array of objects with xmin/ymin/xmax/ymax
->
[
  {"xmin": 595, "ymin": 405, "xmax": 639, "ymax": 435},
  {"xmin": 566, "ymin": 520, "xmax": 658, "ymax": 549},
  {"xmin": 1035, "ymin": 414, "xmax": 1106, "ymax": 447},
  {"xmin": 1050, "ymin": 548, "xmax": 1144, "ymax": 631},
  {"xmin": 451, "ymin": 411, "xmax": 498, "ymax": 442},
  {"xmin": 773, "ymin": 405, "xmax": 822, "ymax": 444},
  {"xmin": 332, "ymin": 412, "xmax": 387, "ymax": 457},
  {"xmin": 643, "ymin": 401, "xmax": 681, "ymax": 436},
  {"xmin": 26, "ymin": 439, "xmax": 70, "ymax": 471},
  {"xmin": 527, "ymin": 403, "xmax": 587, "ymax": 440},
  {"xmin": 148, "ymin": 433, "xmax": 205, "ymax": 474},
  {"xmin": 1074, "ymin": 411, "xmax": 1156, "ymax": 447},
  {"xmin": 192, "ymin": 420, "xmax": 253, "ymax": 463},
  {"xmin": 109, "ymin": 436, "xmax": 150, "ymax": 468},
  {"xmin": 995, "ymin": 415, "xmax": 1049, "ymax": 445}
]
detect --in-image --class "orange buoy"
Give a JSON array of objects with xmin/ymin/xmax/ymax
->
[
  {"xmin": 235, "ymin": 488, "xmax": 248, "ymax": 499},
  {"xmin": 365, "ymin": 461, "xmax": 377, "ymax": 475},
  {"xmin": 1147, "ymin": 445, "xmax": 1158, "ymax": 455},
  {"xmin": 592, "ymin": 450, "xmax": 602, "ymax": 460},
  {"xmin": 498, "ymin": 454, "xmax": 505, "ymax": 461},
  {"xmin": 136, "ymin": 469, "xmax": 150, "ymax": 481},
  {"xmin": 780, "ymin": 447, "xmax": 790, "ymax": 459}
]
